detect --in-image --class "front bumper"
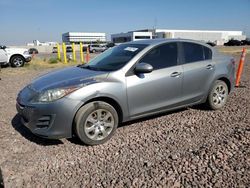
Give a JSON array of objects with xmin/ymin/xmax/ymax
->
[
  {"xmin": 16, "ymin": 97, "xmax": 83, "ymax": 139},
  {"xmin": 24, "ymin": 55, "xmax": 32, "ymax": 62}
]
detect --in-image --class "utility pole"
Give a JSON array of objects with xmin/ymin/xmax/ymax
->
[{"xmin": 152, "ymin": 17, "xmax": 158, "ymax": 39}]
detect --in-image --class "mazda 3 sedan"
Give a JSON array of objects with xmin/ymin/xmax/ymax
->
[{"xmin": 16, "ymin": 39, "xmax": 235, "ymax": 145}]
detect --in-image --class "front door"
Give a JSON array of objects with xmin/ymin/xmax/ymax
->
[
  {"xmin": 126, "ymin": 42, "xmax": 183, "ymax": 117},
  {"xmin": 0, "ymin": 49, "xmax": 8, "ymax": 63}
]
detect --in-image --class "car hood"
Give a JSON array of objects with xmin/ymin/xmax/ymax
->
[{"xmin": 30, "ymin": 66, "xmax": 109, "ymax": 92}]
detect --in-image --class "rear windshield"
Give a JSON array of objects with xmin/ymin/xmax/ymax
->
[{"xmin": 81, "ymin": 43, "xmax": 148, "ymax": 71}]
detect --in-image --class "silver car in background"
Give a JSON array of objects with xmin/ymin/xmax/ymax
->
[
  {"xmin": 16, "ymin": 39, "xmax": 235, "ymax": 145},
  {"xmin": 89, "ymin": 44, "xmax": 107, "ymax": 53}
]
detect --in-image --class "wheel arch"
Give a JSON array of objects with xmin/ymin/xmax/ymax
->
[
  {"xmin": 72, "ymin": 96, "xmax": 124, "ymax": 137},
  {"xmin": 203, "ymin": 76, "xmax": 232, "ymax": 104},
  {"xmin": 217, "ymin": 77, "xmax": 231, "ymax": 93},
  {"xmin": 10, "ymin": 53, "xmax": 25, "ymax": 59},
  {"xmin": 9, "ymin": 54, "xmax": 25, "ymax": 63},
  {"xmin": 86, "ymin": 97, "xmax": 123, "ymax": 123}
]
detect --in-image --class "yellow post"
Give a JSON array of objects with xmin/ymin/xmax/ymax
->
[
  {"xmin": 80, "ymin": 42, "xmax": 84, "ymax": 63},
  {"xmin": 72, "ymin": 43, "xmax": 76, "ymax": 62},
  {"xmin": 56, "ymin": 43, "xmax": 61, "ymax": 61},
  {"xmin": 62, "ymin": 43, "xmax": 67, "ymax": 63}
]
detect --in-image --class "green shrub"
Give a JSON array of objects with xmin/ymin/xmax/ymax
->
[{"xmin": 48, "ymin": 58, "xmax": 58, "ymax": 64}]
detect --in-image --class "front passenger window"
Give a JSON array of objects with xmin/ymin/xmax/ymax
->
[{"xmin": 139, "ymin": 43, "xmax": 178, "ymax": 70}]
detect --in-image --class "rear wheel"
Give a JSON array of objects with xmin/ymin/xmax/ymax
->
[
  {"xmin": 206, "ymin": 80, "xmax": 228, "ymax": 110},
  {"xmin": 74, "ymin": 101, "xmax": 119, "ymax": 145},
  {"xmin": 10, "ymin": 55, "xmax": 25, "ymax": 67}
]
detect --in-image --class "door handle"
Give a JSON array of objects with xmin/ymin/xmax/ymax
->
[
  {"xmin": 170, "ymin": 72, "xmax": 182, "ymax": 77},
  {"xmin": 206, "ymin": 64, "xmax": 214, "ymax": 70}
]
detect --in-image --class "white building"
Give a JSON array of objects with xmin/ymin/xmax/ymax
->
[
  {"xmin": 154, "ymin": 29, "xmax": 246, "ymax": 45},
  {"xmin": 62, "ymin": 32, "xmax": 106, "ymax": 44},
  {"xmin": 27, "ymin": 40, "xmax": 57, "ymax": 46},
  {"xmin": 111, "ymin": 29, "xmax": 246, "ymax": 45},
  {"xmin": 111, "ymin": 31, "xmax": 152, "ymax": 43}
]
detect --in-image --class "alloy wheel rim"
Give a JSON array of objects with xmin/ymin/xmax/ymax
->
[
  {"xmin": 212, "ymin": 84, "xmax": 227, "ymax": 106},
  {"xmin": 84, "ymin": 109, "xmax": 114, "ymax": 141},
  {"xmin": 13, "ymin": 57, "xmax": 23, "ymax": 66}
]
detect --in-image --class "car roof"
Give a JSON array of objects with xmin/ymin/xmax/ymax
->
[{"xmin": 126, "ymin": 38, "xmax": 212, "ymax": 49}]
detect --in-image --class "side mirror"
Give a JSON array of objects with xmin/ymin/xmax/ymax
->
[
  {"xmin": 134, "ymin": 63, "xmax": 153, "ymax": 74},
  {"xmin": 0, "ymin": 46, "xmax": 6, "ymax": 50}
]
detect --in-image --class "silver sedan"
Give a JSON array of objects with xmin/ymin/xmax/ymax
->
[{"xmin": 16, "ymin": 39, "xmax": 235, "ymax": 145}]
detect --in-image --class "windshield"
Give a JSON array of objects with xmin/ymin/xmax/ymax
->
[{"xmin": 80, "ymin": 43, "xmax": 148, "ymax": 71}]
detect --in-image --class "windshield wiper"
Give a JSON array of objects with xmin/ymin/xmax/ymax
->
[{"xmin": 77, "ymin": 65, "xmax": 107, "ymax": 71}]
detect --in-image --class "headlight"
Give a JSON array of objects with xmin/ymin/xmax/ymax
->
[{"xmin": 35, "ymin": 86, "xmax": 79, "ymax": 102}]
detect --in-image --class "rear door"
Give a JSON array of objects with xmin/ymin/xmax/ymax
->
[
  {"xmin": 126, "ymin": 42, "xmax": 183, "ymax": 117},
  {"xmin": 180, "ymin": 42, "xmax": 215, "ymax": 104},
  {"xmin": 0, "ymin": 49, "xmax": 8, "ymax": 63}
]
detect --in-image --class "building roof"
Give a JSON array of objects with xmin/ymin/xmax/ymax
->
[
  {"xmin": 125, "ymin": 38, "xmax": 212, "ymax": 48},
  {"xmin": 133, "ymin": 28, "xmax": 243, "ymax": 35}
]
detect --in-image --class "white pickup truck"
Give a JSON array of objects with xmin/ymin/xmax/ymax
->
[{"xmin": 0, "ymin": 45, "xmax": 32, "ymax": 67}]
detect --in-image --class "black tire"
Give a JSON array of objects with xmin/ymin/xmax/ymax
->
[
  {"xmin": 74, "ymin": 101, "xmax": 119, "ymax": 145},
  {"xmin": 10, "ymin": 55, "xmax": 25, "ymax": 67},
  {"xmin": 92, "ymin": 49, "xmax": 96, "ymax": 53},
  {"xmin": 206, "ymin": 80, "xmax": 228, "ymax": 110}
]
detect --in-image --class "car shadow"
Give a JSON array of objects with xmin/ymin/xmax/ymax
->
[
  {"xmin": 11, "ymin": 114, "xmax": 63, "ymax": 146},
  {"xmin": 235, "ymin": 85, "xmax": 247, "ymax": 88},
  {"xmin": 67, "ymin": 136, "xmax": 86, "ymax": 146},
  {"xmin": 120, "ymin": 107, "xmax": 187, "ymax": 128},
  {"xmin": 0, "ymin": 167, "xmax": 4, "ymax": 188},
  {"xmin": 189, "ymin": 104, "xmax": 211, "ymax": 111},
  {"xmin": 0, "ymin": 64, "xmax": 9, "ymax": 68}
]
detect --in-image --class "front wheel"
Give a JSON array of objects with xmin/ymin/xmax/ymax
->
[
  {"xmin": 74, "ymin": 101, "xmax": 119, "ymax": 145},
  {"xmin": 10, "ymin": 55, "xmax": 25, "ymax": 67},
  {"xmin": 206, "ymin": 80, "xmax": 228, "ymax": 110}
]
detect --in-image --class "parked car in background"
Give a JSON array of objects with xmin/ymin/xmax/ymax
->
[
  {"xmin": 241, "ymin": 39, "xmax": 250, "ymax": 45},
  {"xmin": 52, "ymin": 47, "xmax": 58, "ymax": 53},
  {"xmin": 66, "ymin": 46, "xmax": 73, "ymax": 52},
  {"xmin": 224, "ymin": 39, "xmax": 242, "ymax": 46},
  {"xmin": 82, "ymin": 44, "xmax": 113, "ymax": 52},
  {"xmin": 106, "ymin": 42, "xmax": 115, "ymax": 48},
  {"xmin": 0, "ymin": 45, "xmax": 32, "ymax": 67},
  {"xmin": 28, "ymin": 48, "xmax": 39, "ymax": 54},
  {"xmin": 82, "ymin": 46, "xmax": 88, "ymax": 52},
  {"xmin": 16, "ymin": 39, "xmax": 235, "ymax": 145},
  {"xmin": 206, "ymin": 42, "xmax": 216, "ymax": 47},
  {"xmin": 89, "ymin": 44, "xmax": 107, "ymax": 53}
]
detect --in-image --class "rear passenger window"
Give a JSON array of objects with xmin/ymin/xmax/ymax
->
[
  {"xmin": 182, "ymin": 42, "xmax": 204, "ymax": 63},
  {"xmin": 140, "ymin": 42, "xmax": 178, "ymax": 70},
  {"xmin": 203, "ymin": 46, "xmax": 212, "ymax": 60}
]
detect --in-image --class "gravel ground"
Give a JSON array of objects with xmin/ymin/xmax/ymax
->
[{"xmin": 0, "ymin": 53, "xmax": 249, "ymax": 187}]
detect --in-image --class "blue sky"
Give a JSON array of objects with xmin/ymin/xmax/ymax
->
[{"xmin": 0, "ymin": 0, "xmax": 249, "ymax": 45}]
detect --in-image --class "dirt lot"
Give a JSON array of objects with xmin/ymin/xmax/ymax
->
[{"xmin": 0, "ymin": 50, "xmax": 249, "ymax": 187}]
